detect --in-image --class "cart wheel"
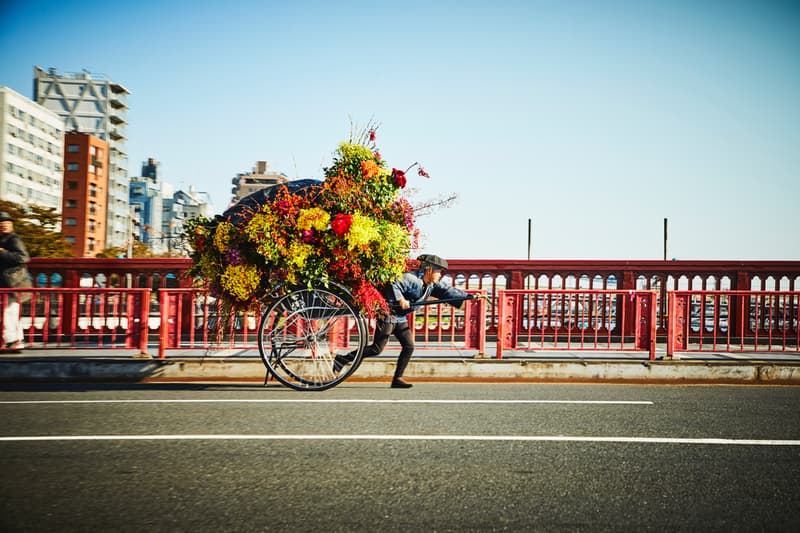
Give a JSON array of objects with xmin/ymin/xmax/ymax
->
[{"xmin": 258, "ymin": 287, "xmax": 367, "ymax": 391}]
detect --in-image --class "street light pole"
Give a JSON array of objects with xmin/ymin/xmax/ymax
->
[
  {"xmin": 663, "ymin": 217, "xmax": 668, "ymax": 261},
  {"xmin": 527, "ymin": 218, "xmax": 532, "ymax": 261}
]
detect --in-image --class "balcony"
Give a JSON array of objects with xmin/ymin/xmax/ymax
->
[
  {"xmin": 109, "ymin": 98, "xmax": 128, "ymax": 110},
  {"xmin": 109, "ymin": 130, "xmax": 126, "ymax": 141},
  {"xmin": 109, "ymin": 115, "xmax": 126, "ymax": 126}
]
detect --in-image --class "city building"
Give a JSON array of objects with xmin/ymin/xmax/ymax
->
[
  {"xmin": 0, "ymin": 86, "xmax": 65, "ymax": 211},
  {"xmin": 230, "ymin": 161, "xmax": 287, "ymax": 205},
  {"xmin": 161, "ymin": 185, "xmax": 214, "ymax": 255},
  {"xmin": 33, "ymin": 66, "xmax": 131, "ymax": 249},
  {"xmin": 61, "ymin": 132, "xmax": 108, "ymax": 256},
  {"xmin": 129, "ymin": 158, "xmax": 164, "ymax": 254}
]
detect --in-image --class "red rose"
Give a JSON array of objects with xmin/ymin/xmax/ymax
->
[
  {"xmin": 330, "ymin": 213, "xmax": 353, "ymax": 238},
  {"xmin": 369, "ymin": 130, "xmax": 376, "ymax": 142},
  {"xmin": 392, "ymin": 168, "xmax": 407, "ymax": 188}
]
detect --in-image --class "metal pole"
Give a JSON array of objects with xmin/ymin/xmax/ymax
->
[{"xmin": 663, "ymin": 217, "xmax": 668, "ymax": 261}]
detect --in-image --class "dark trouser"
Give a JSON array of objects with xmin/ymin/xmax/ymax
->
[{"xmin": 363, "ymin": 318, "xmax": 415, "ymax": 380}]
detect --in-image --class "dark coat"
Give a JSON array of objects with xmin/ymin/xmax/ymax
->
[{"xmin": 0, "ymin": 232, "xmax": 31, "ymax": 289}]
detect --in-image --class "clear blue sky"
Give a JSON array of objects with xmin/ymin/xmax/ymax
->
[{"xmin": 2, "ymin": 0, "xmax": 798, "ymax": 260}]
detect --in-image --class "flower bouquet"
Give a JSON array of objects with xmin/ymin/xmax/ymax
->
[{"xmin": 186, "ymin": 130, "xmax": 426, "ymax": 318}]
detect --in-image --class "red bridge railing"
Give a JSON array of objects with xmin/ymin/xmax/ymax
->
[{"xmin": 12, "ymin": 258, "xmax": 798, "ymax": 359}]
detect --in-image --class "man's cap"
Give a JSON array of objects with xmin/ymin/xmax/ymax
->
[
  {"xmin": 417, "ymin": 254, "xmax": 449, "ymax": 270},
  {"xmin": 0, "ymin": 212, "xmax": 12, "ymax": 222}
]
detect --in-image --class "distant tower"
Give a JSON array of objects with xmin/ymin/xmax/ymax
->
[
  {"xmin": 129, "ymin": 158, "xmax": 163, "ymax": 254},
  {"xmin": 33, "ymin": 66, "xmax": 131, "ymax": 249}
]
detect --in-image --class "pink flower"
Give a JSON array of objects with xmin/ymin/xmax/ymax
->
[{"xmin": 300, "ymin": 229, "xmax": 318, "ymax": 244}]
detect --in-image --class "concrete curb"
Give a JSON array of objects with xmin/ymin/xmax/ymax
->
[{"xmin": 1, "ymin": 357, "xmax": 800, "ymax": 385}]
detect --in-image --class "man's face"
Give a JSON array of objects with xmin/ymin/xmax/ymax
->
[
  {"xmin": 0, "ymin": 220, "xmax": 13, "ymax": 235},
  {"xmin": 423, "ymin": 267, "xmax": 444, "ymax": 284}
]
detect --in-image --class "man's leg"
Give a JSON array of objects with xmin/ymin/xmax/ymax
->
[
  {"xmin": 2, "ymin": 300, "xmax": 22, "ymax": 351},
  {"xmin": 391, "ymin": 322, "xmax": 415, "ymax": 388},
  {"xmin": 333, "ymin": 319, "xmax": 393, "ymax": 372}
]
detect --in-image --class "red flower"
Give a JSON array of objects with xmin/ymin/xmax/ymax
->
[
  {"xmin": 330, "ymin": 213, "xmax": 353, "ymax": 238},
  {"xmin": 418, "ymin": 166, "xmax": 430, "ymax": 178},
  {"xmin": 368, "ymin": 130, "xmax": 376, "ymax": 142},
  {"xmin": 392, "ymin": 168, "xmax": 407, "ymax": 188},
  {"xmin": 374, "ymin": 151, "xmax": 381, "ymax": 160}
]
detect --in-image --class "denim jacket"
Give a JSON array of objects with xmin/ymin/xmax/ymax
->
[{"xmin": 381, "ymin": 272, "xmax": 470, "ymax": 323}]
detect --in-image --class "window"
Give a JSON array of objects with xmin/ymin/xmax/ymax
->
[
  {"xmin": 67, "ymin": 181, "xmax": 79, "ymax": 190},
  {"xmin": 67, "ymin": 163, "xmax": 79, "ymax": 171},
  {"xmin": 68, "ymin": 144, "xmax": 80, "ymax": 153},
  {"xmin": 65, "ymin": 237, "xmax": 76, "ymax": 244},
  {"xmin": 90, "ymin": 146, "xmax": 96, "ymax": 156},
  {"xmin": 65, "ymin": 218, "xmax": 77, "ymax": 226},
  {"xmin": 66, "ymin": 199, "xmax": 78, "ymax": 208},
  {"xmin": 97, "ymin": 148, "xmax": 104, "ymax": 159}
]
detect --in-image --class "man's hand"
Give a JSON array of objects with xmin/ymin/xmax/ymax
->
[{"xmin": 398, "ymin": 298, "xmax": 411, "ymax": 310}]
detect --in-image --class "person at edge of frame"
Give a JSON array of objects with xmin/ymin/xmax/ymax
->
[
  {"xmin": 0, "ymin": 211, "xmax": 31, "ymax": 354},
  {"xmin": 334, "ymin": 254, "xmax": 480, "ymax": 389}
]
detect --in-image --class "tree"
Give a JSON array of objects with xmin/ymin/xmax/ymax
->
[{"xmin": 0, "ymin": 200, "xmax": 73, "ymax": 257}]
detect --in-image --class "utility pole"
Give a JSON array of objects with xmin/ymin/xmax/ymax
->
[{"xmin": 663, "ymin": 217, "xmax": 668, "ymax": 261}]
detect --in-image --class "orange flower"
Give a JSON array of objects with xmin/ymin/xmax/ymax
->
[{"xmin": 360, "ymin": 160, "xmax": 380, "ymax": 179}]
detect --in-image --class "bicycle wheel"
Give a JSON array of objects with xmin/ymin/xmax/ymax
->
[{"xmin": 258, "ymin": 286, "xmax": 367, "ymax": 391}]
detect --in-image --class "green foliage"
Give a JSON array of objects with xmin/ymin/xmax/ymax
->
[{"xmin": 0, "ymin": 200, "xmax": 73, "ymax": 257}]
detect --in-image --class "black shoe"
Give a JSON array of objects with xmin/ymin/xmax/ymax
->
[
  {"xmin": 391, "ymin": 378, "xmax": 413, "ymax": 389},
  {"xmin": 332, "ymin": 353, "xmax": 354, "ymax": 373}
]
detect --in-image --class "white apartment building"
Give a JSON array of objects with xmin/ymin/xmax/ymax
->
[
  {"xmin": 0, "ymin": 86, "xmax": 65, "ymax": 211},
  {"xmin": 33, "ymin": 66, "xmax": 131, "ymax": 248}
]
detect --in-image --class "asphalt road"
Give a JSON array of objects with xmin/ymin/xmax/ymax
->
[{"xmin": 1, "ymin": 382, "xmax": 799, "ymax": 532}]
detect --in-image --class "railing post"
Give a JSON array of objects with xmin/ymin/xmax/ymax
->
[
  {"xmin": 634, "ymin": 291, "xmax": 658, "ymax": 360},
  {"xmin": 159, "ymin": 289, "xmax": 171, "ymax": 359},
  {"xmin": 137, "ymin": 289, "xmax": 151, "ymax": 355},
  {"xmin": 667, "ymin": 292, "xmax": 688, "ymax": 357},
  {"xmin": 495, "ymin": 290, "xmax": 517, "ymax": 359},
  {"xmin": 463, "ymin": 290, "xmax": 486, "ymax": 354}
]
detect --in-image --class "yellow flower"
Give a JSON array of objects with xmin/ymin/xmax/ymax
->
[
  {"xmin": 213, "ymin": 222, "xmax": 232, "ymax": 253},
  {"xmin": 346, "ymin": 213, "xmax": 380, "ymax": 250},
  {"xmin": 297, "ymin": 207, "xmax": 330, "ymax": 231},
  {"xmin": 220, "ymin": 264, "xmax": 260, "ymax": 302}
]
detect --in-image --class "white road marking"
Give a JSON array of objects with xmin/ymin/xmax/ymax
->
[
  {"xmin": 0, "ymin": 399, "xmax": 653, "ymax": 405},
  {"xmin": 0, "ymin": 434, "xmax": 797, "ymax": 446}
]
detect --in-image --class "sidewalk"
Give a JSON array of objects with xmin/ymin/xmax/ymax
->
[{"xmin": 1, "ymin": 346, "xmax": 799, "ymax": 385}]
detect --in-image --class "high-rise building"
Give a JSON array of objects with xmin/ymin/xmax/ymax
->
[
  {"xmin": 129, "ymin": 158, "xmax": 163, "ymax": 254},
  {"xmin": 0, "ymin": 86, "xmax": 64, "ymax": 211},
  {"xmin": 33, "ymin": 66, "xmax": 131, "ymax": 249},
  {"xmin": 61, "ymin": 132, "xmax": 108, "ymax": 256},
  {"xmin": 230, "ymin": 161, "xmax": 287, "ymax": 205}
]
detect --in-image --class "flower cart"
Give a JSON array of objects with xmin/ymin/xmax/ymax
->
[{"xmin": 187, "ymin": 133, "xmax": 425, "ymax": 391}]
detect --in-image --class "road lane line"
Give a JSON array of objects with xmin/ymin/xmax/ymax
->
[
  {"xmin": 0, "ymin": 399, "xmax": 654, "ymax": 405},
  {"xmin": 0, "ymin": 434, "xmax": 798, "ymax": 445}
]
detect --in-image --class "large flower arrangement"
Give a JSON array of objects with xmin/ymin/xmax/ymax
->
[{"xmin": 186, "ymin": 131, "xmax": 426, "ymax": 317}]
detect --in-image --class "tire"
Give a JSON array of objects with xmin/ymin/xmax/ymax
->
[{"xmin": 257, "ymin": 287, "xmax": 367, "ymax": 391}]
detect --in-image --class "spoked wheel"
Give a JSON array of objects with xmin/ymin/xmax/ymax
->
[{"xmin": 258, "ymin": 287, "xmax": 368, "ymax": 391}]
